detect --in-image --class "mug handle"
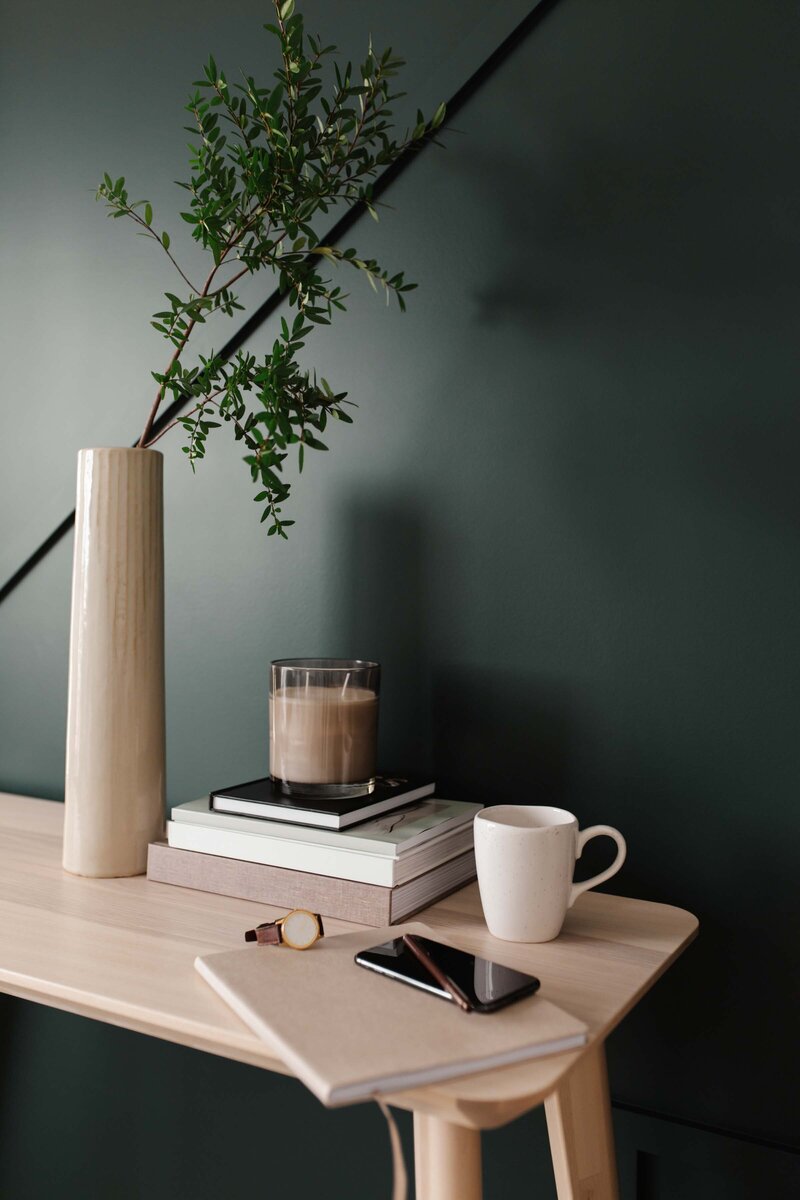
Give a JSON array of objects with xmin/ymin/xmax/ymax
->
[{"xmin": 568, "ymin": 825, "xmax": 627, "ymax": 907}]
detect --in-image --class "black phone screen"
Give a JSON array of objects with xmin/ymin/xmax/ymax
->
[{"xmin": 354, "ymin": 936, "xmax": 541, "ymax": 1013}]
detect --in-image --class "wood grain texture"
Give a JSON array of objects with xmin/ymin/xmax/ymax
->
[
  {"xmin": 414, "ymin": 1113, "xmax": 483, "ymax": 1200},
  {"xmin": 545, "ymin": 1043, "xmax": 619, "ymax": 1200},
  {"xmin": 63, "ymin": 448, "xmax": 165, "ymax": 877},
  {"xmin": 0, "ymin": 793, "xmax": 697, "ymax": 1129}
]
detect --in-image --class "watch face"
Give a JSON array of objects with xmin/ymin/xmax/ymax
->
[{"xmin": 281, "ymin": 910, "xmax": 320, "ymax": 949}]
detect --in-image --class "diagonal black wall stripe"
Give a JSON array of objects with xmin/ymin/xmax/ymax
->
[{"xmin": 0, "ymin": 0, "xmax": 560, "ymax": 608}]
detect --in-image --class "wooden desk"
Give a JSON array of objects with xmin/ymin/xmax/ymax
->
[{"xmin": 0, "ymin": 793, "xmax": 697, "ymax": 1200}]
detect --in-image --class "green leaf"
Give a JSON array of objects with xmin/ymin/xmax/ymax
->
[
  {"xmin": 267, "ymin": 83, "xmax": 284, "ymax": 115},
  {"xmin": 96, "ymin": 9, "xmax": 444, "ymax": 539},
  {"xmin": 303, "ymin": 434, "xmax": 328, "ymax": 451}
]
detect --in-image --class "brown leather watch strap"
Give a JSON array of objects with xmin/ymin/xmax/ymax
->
[{"xmin": 244, "ymin": 921, "xmax": 283, "ymax": 946}]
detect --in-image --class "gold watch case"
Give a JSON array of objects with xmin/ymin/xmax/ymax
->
[{"xmin": 276, "ymin": 908, "xmax": 324, "ymax": 949}]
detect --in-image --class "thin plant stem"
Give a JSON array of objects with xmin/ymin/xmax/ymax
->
[{"xmin": 97, "ymin": 0, "xmax": 443, "ymax": 535}]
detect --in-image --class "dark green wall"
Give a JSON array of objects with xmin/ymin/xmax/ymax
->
[{"xmin": 2, "ymin": 0, "xmax": 799, "ymax": 1195}]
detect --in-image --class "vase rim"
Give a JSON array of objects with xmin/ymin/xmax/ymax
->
[{"xmin": 78, "ymin": 446, "xmax": 162, "ymax": 455}]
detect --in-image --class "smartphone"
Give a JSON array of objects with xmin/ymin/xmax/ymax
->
[{"xmin": 354, "ymin": 936, "xmax": 541, "ymax": 1014}]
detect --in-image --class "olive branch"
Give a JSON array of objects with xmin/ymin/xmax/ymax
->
[{"xmin": 97, "ymin": 0, "xmax": 444, "ymax": 535}]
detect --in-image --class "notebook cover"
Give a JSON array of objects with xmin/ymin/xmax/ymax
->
[
  {"xmin": 209, "ymin": 774, "xmax": 434, "ymax": 829},
  {"xmin": 195, "ymin": 923, "xmax": 587, "ymax": 1106}
]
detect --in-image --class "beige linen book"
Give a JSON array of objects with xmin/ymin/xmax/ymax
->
[
  {"xmin": 195, "ymin": 922, "xmax": 587, "ymax": 1106},
  {"xmin": 147, "ymin": 842, "xmax": 476, "ymax": 925}
]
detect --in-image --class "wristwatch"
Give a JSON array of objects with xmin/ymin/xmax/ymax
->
[{"xmin": 245, "ymin": 908, "xmax": 325, "ymax": 950}]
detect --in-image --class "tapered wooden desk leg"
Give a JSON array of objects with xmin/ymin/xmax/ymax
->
[
  {"xmin": 544, "ymin": 1043, "xmax": 619, "ymax": 1200},
  {"xmin": 413, "ymin": 1112, "xmax": 482, "ymax": 1200}
]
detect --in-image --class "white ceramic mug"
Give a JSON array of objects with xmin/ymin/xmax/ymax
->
[{"xmin": 474, "ymin": 805, "xmax": 627, "ymax": 943}]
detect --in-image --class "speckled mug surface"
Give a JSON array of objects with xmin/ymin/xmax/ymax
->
[{"xmin": 474, "ymin": 805, "xmax": 627, "ymax": 943}]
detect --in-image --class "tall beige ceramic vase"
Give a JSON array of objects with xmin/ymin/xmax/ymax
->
[{"xmin": 63, "ymin": 447, "xmax": 166, "ymax": 876}]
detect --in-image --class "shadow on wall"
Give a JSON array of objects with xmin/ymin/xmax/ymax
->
[
  {"xmin": 329, "ymin": 498, "xmax": 580, "ymax": 810},
  {"xmin": 325, "ymin": 487, "xmax": 434, "ymax": 773},
  {"xmin": 326, "ymin": 492, "xmax": 581, "ymax": 805},
  {"xmin": 431, "ymin": 667, "xmax": 622, "ymax": 889},
  {"xmin": 448, "ymin": 108, "xmax": 800, "ymax": 545},
  {"xmin": 432, "ymin": 665, "xmax": 575, "ymax": 808}
]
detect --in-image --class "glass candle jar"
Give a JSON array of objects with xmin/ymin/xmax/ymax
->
[{"xmin": 269, "ymin": 659, "xmax": 380, "ymax": 798}]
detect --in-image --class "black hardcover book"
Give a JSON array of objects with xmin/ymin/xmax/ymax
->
[{"xmin": 209, "ymin": 774, "xmax": 436, "ymax": 830}]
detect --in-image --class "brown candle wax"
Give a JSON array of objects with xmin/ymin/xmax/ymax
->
[{"xmin": 270, "ymin": 685, "xmax": 378, "ymax": 786}]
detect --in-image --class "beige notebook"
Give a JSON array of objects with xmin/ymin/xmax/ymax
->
[{"xmin": 195, "ymin": 923, "xmax": 587, "ymax": 1106}]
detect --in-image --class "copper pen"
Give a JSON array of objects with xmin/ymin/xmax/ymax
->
[{"xmin": 402, "ymin": 933, "xmax": 474, "ymax": 1013}]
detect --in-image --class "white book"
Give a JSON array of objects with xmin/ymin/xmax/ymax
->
[
  {"xmin": 166, "ymin": 819, "xmax": 475, "ymax": 887},
  {"xmin": 171, "ymin": 796, "xmax": 482, "ymax": 857}
]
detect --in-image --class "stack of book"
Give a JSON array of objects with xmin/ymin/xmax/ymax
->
[{"xmin": 147, "ymin": 775, "xmax": 481, "ymax": 925}]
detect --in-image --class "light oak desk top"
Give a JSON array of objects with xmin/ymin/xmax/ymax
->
[{"xmin": 0, "ymin": 793, "xmax": 697, "ymax": 1199}]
